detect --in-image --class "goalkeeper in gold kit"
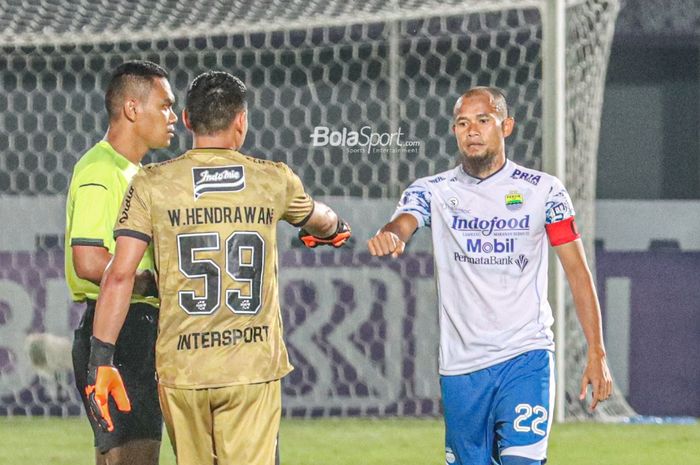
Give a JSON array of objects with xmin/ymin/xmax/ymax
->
[
  {"xmin": 87, "ymin": 71, "xmax": 350, "ymax": 465},
  {"xmin": 65, "ymin": 60, "xmax": 177, "ymax": 465}
]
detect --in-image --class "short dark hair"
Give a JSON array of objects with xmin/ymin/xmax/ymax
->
[
  {"xmin": 185, "ymin": 71, "xmax": 247, "ymax": 135},
  {"xmin": 105, "ymin": 60, "xmax": 168, "ymax": 120}
]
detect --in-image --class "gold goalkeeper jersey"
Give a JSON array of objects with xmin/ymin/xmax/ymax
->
[{"xmin": 115, "ymin": 148, "xmax": 314, "ymax": 388}]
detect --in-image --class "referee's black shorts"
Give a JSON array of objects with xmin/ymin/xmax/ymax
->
[{"xmin": 72, "ymin": 299, "xmax": 162, "ymax": 453}]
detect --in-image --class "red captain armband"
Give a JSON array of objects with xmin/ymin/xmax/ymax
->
[{"xmin": 545, "ymin": 216, "xmax": 581, "ymax": 246}]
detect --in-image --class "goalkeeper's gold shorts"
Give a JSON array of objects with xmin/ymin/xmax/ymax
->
[{"xmin": 159, "ymin": 380, "xmax": 281, "ymax": 465}]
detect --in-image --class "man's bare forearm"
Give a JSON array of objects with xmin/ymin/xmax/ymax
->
[
  {"xmin": 569, "ymin": 269, "xmax": 606, "ymax": 356},
  {"xmin": 73, "ymin": 245, "xmax": 154, "ymax": 297},
  {"xmin": 367, "ymin": 214, "xmax": 418, "ymax": 257},
  {"xmin": 302, "ymin": 201, "xmax": 340, "ymax": 238},
  {"xmin": 381, "ymin": 220, "xmax": 415, "ymax": 244},
  {"xmin": 556, "ymin": 240, "xmax": 606, "ymax": 355},
  {"xmin": 92, "ymin": 267, "xmax": 134, "ymax": 344},
  {"xmin": 72, "ymin": 245, "xmax": 112, "ymax": 285}
]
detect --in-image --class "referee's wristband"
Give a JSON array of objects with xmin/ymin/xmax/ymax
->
[{"xmin": 88, "ymin": 336, "xmax": 115, "ymax": 366}]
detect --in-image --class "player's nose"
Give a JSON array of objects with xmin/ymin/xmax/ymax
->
[
  {"xmin": 466, "ymin": 122, "xmax": 480, "ymax": 135},
  {"xmin": 467, "ymin": 127, "xmax": 480, "ymax": 137}
]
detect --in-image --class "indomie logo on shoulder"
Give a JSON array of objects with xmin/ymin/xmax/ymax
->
[
  {"xmin": 511, "ymin": 168, "xmax": 541, "ymax": 185},
  {"xmin": 192, "ymin": 165, "xmax": 245, "ymax": 199}
]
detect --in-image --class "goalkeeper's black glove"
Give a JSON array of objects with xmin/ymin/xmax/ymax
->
[
  {"xmin": 85, "ymin": 336, "xmax": 131, "ymax": 432},
  {"xmin": 299, "ymin": 219, "xmax": 351, "ymax": 248}
]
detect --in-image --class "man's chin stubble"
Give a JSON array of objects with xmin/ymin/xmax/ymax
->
[{"xmin": 461, "ymin": 150, "xmax": 498, "ymax": 174}]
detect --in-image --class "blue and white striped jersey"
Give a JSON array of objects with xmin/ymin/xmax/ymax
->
[{"xmin": 393, "ymin": 159, "xmax": 578, "ymax": 375}]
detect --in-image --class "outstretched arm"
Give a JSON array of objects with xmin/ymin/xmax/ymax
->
[
  {"xmin": 301, "ymin": 200, "xmax": 340, "ymax": 238},
  {"xmin": 298, "ymin": 201, "xmax": 351, "ymax": 248},
  {"xmin": 555, "ymin": 239, "xmax": 613, "ymax": 411},
  {"xmin": 367, "ymin": 213, "xmax": 419, "ymax": 258}
]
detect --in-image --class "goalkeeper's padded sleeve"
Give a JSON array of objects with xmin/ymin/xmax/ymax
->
[
  {"xmin": 85, "ymin": 336, "xmax": 131, "ymax": 432},
  {"xmin": 299, "ymin": 219, "xmax": 351, "ymax": 248}
]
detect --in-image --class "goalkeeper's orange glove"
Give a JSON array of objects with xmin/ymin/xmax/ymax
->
[
  {"xmin": 85, "ymin": 336, "xmax": 131, "ymax": 432},
  {"xmin": 299, "ymin": 219, "xmax": 351, "ymax": 248}
]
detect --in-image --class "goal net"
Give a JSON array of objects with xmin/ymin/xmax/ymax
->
[{"xmin": 0, "ymin": 0, "xmax": 632, "ymax": 420}]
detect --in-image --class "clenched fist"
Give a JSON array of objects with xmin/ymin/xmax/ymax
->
[{"xmin": 367, "ymin": 231, "xmax": 406, "ymax": 258}]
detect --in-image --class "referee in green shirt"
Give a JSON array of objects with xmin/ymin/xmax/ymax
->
[{"xmin": 65, "ymin": 61, "xmax": 177, "ymax": 465}]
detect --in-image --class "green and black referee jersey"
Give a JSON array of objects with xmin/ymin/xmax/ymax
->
[
  {"xmin": 64, "ymin": 140, "xmax": 158, "ymax": 306},
  {"xmin": 67, "ymin": 140, "xmax": 162, "ymax": 452}
]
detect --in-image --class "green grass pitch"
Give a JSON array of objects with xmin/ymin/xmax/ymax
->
[{"xmin": 0, "ymin": 417, "xmax": 697, "ymax": 465}]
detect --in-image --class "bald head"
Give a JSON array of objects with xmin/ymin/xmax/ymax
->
[{"xmin": 453, "ymin": 87, "xmax": 509, "ymax": 122}]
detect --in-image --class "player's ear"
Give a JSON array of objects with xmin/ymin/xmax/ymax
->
[
  {"xmin": 124, "ymin": 99, "xmax": 138, "ymax": 123},
  {"xmin": 502, "ymin": 116, "xmax": 515, "ymax": 138},
  {"xmin": 234, "ymin": 110, "xmax": 247, "ymax": 133},
  {"xmin": 236, "ymin": 109, "xmax": 247, "ymax": 126},
  {"xmin": 182, "ymin": 109, "xmax": 192, "ymax": 131},
  {"xmin": 234, "ymin": 110, "xmax": 248, "ymax": 146}
]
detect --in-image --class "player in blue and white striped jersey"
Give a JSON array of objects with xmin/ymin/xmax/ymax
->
[{"xmin": 368, "ymin": 87, "xmax": 612, "ymax": 465}]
